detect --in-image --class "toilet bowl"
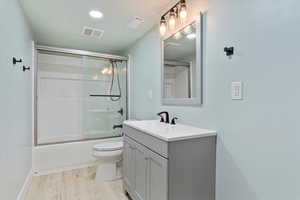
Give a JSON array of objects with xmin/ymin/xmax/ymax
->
[{"xmin": 93, "ymin": 140, "xmax": 123, "ymax": 181}]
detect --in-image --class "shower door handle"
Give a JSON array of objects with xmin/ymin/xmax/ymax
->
[{"xmin": 113, "ymin": 124, "xmax": 123, "ymax": 129}]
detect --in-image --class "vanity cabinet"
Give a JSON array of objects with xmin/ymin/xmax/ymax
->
[
  {"xmin": 123, "ymin": 121, "xmax": 217, "ymax": 200},
  {"xmin": 123, "ymin": 136, "xmax": 167, "ymax": 200}
]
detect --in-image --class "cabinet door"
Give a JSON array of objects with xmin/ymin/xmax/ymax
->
[
  {"xmin": 123, "ymin": 140, "xmax": 135, "ymax": 190},
  {"xmin": 147, "ymin": 150, "xmax": 168, "ymax": 200},
  {"xmin": 134, "ymin": 143, "xmax": 148, "ymax": 200}
]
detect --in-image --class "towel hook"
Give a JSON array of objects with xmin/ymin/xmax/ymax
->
[
  {"xmin": 22, "ymin": 66, "xmax": 30, "ymax": 72},
  {"xmin": 224, "ymin": 47, "xmax": 234, "ymax": 58},
  {"xmin": 13, "ymin": 57, "xmax": 22, "ymax": 65}
]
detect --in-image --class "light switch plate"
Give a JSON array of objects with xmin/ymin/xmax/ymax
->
[{"xmin": 231, "ymin": 81, "xmax": 243, "ymax": 100}]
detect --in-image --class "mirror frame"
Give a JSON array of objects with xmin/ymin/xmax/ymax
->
[{"xmin": 161, "ymin": 13, "xmax": 203, "ymax": 106}]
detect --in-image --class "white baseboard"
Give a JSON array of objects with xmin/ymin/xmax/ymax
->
[
  {"xmin": 34, "ymin": 162, "xmax": 98, "ymax": 176},
  {"xmin": 17, "ymin": 169, "xmax": 33, "ymax": 200}
]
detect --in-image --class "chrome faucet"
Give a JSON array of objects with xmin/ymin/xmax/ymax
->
[{"xmin": 157, "ymin": 111, "xmax": 169, "ymax": 123}]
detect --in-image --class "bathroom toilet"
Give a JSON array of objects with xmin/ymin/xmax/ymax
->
[{"xmin": 93, "ymin": 140, "xmax": 123, "ymax": 181}]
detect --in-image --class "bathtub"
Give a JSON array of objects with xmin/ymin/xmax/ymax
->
[{"xmin": 33, "ymin": 136, "xmax": 123, "ymax": 175}]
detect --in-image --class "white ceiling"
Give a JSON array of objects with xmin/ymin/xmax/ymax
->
[{"xmin": 20, "ymin": 0, "xmax": 175, "ymax": 54}]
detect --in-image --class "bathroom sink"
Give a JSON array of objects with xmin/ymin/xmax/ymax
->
[{"xmin": 123, "ymin": 120, "xmax": 216, "ymax": 142}]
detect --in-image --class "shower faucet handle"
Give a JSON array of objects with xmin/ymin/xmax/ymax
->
[
  {"xmin": 117, "ymin": 108, "xmax": 123, "ymax": 116},
  {"xmin": 113, "ymin": 124, "xmax": 123, "ymax": 129},
  {"xmin": 23, "ymin": 66, "xmax": 30, "ymax": 72}
]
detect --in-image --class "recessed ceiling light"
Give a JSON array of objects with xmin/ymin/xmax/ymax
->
[
  {"xmin": 186, "ymin": 33, "xmax": 196, "ymax": 39},
  {"xmin": 89, "ymin": 10, "xmax": 103, "ymax": 19}
]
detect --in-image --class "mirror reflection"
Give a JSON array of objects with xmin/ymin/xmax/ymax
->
[{"xmin": 163, "ymin": 22, "xmax": 197, "ymax": 99}]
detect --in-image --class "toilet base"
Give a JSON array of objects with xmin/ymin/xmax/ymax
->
[{"xmin": 95, "ymin": 161, "xmax": 122, "ymax": 181}]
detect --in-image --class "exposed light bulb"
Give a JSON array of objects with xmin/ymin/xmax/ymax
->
[
  {"xmin": 179, "ymin": 9, "xmax": 187, "ymax": 20},
  {"xmin": 160, "ymin": 24, "xmax": 167, "ymax": 36},
  {"xmin": 179, "ymin": 2, "xmax": 187, "ymax": 20},
  {"xmin": 160, "ymin": 17, "xmax": 167, "ymax": 36},
  {"xmin": 168, "ymin": 10, "xmax": 176, "ymax": 30},
  {"xmin": 159, "ymin": 1, "xmax": 188, "ymax": 36}
]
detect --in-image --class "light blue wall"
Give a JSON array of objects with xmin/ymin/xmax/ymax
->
[
  {"xmin": 0, "ymin": 0, "xmax": 33, "ymax": 199},
  {"xmin": 125, "ymin": 0, "xmax": 300, "ymax": 199}
]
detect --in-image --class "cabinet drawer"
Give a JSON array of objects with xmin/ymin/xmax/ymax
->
[{"xmin": 123, "ymin": 124, "xmax": 168, "ymax": 158}]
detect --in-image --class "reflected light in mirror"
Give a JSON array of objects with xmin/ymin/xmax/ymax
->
[
  {"xmin": 183, "ymin": 25, "xmax": 192, "ymax": 34},
  {"xmin": 93, "ymin": 75, "xmax": 99, "ymax": 80},
  {"xmin": 186, "ymin": 33, "xmax": 196, "ymax": 39},
  {"xmin": 173, "ymin": 32, "xmax": 182, "ymax": 40},
  {"xmin": 101, "ymin": 67, "xmax": 112, "ymax": 75}
]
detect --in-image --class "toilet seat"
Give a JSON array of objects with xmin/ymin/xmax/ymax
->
[{"xmin": 93, "ymin": 141, "xmax": 123, "ymax": 151}]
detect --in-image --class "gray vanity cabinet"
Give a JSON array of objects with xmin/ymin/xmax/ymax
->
[
  {"xmin": 123, "ymin": 136, "xmax": 168, "ymax": 200},
  {"xmin": 133, "ymin": 142, "xmax": 148, "ymax": 200},
  {"xmin": 123, "ymin": 140, "xmax": 135, "ymax": 192},
  {"xmin": 147, "ymin": 148, "xmax": 168, "ymax": 200},
  {"xmin": 123, "ymin": 124, "xmax": 216, "ymax": 200}
]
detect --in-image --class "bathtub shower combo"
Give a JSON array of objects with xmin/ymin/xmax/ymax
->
[{"xmin": 35, "ymin": 46, "xmax": 127, "ymax": 180}]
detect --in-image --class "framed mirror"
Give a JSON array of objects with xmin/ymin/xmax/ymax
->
[{"xmin": 161, "ymin": 14, "xmax": 203, "ymax": 106}]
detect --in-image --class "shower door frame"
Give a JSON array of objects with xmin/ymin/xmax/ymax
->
[{"xmin": 33, "ymin": 45, "xmax": 129, "ymax": 146}]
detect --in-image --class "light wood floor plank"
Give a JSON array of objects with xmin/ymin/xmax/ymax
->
[{"xmin": 25, "ymin": 167, "xmax": 129, "ymax": 200}]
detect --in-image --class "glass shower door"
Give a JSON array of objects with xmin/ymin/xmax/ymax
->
[
  {"xmin": 37, "ymin": 50, "xmax": 127, "ymax": 145},
  {"xmin": 81, "ymin": 56, "xmax": 127, "ymax": 140}
]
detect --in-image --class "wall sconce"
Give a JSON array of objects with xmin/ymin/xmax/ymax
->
[
  {"xmin": 12, "ymin": 57, "xmax": 22, "ymax": 65},
  {"xmin": 160, "ymin": 0, "xmax": 188, "ymax": 36}
]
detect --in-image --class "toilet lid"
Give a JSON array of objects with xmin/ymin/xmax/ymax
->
[{"xmin": 93, "ymin": 141, "xmax": 123, "ymax": 151}]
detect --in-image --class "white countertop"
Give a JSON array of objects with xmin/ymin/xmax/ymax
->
[{"xmin": 123, "ymin": 120, "xmax": 217, "ymax": 142}]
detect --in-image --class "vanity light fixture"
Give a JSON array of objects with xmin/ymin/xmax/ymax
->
[
  {"xmin": 160, "ymin": 0, "xmax": 188, "ymax": 36},
  {"xmin": 89, "ymin": 10, "xmax": 103, "ymax": 19},
  {"xmin": 179, "ymin": 0, "xmax": 187, "ymax": 20},
  {"xmin": 160, "ymin": 16, "xmax": 167, "ymax": 36},
  {"xmin": 168, "ymin": 9, "xmax": 176, "ymax": 30}
]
